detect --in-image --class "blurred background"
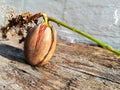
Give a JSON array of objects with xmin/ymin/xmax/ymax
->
[{"xmin": 0, "ymin": 0, "xmax": 120, "ymax": 50}]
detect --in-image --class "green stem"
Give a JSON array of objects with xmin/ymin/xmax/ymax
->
[
  {"xmin": 39, "ymin": 12, "xmax": 48, "ymax": 24},
  {"xmin": 48, "ymin": 17, "xmax": 120, "ymax": 56}
]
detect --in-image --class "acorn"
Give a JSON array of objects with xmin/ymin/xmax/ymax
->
[{"xmin": 24, "ymin": 22, "xmax": 57, "ymax": 66}]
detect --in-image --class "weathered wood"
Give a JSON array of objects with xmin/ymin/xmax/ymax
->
[{"xmin": 0, "ymin": 37, "xmax": 120, "ymax": 90}]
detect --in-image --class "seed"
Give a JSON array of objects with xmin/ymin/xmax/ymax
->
[{"xmin": 24, "ymin": 23, "xmax": 57, "ymax": 66}]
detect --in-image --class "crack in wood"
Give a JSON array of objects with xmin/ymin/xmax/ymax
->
[{"xmin": 59, "ymin": 64, "xmax": 120, "ymax": 84}]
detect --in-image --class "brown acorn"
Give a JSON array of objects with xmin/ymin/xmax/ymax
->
[{"xmin": 24, "ymin": 22, "xmax": 57, "ymax": 66}]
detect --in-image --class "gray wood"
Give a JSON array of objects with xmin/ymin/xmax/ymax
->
[{"xmin": 0, "ymin": 38, "xmax": 120, "ymax": 90}]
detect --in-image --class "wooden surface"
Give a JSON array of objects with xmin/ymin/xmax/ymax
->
[{"xmin": 0, "ymin": 38, "xmax": 120, "ymax": 90}]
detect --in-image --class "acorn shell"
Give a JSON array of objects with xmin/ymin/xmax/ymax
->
[{"xmin": 24, "ymin": 23, "xmax": 57, "ymax": 66}]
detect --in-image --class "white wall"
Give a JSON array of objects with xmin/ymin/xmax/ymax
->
[{"xmin": 0, "ymin": 0, "xmax": 120, "ymax": 50}]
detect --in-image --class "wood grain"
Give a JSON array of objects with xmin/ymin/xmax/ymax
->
[{"xmin": 0, "ymin": 38, "xmax": 120, "ymax": 90}]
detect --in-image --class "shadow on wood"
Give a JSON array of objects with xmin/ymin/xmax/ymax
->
[{"xmin": 0, "ymin": 44, "xmax": 25, "ymax": 63}]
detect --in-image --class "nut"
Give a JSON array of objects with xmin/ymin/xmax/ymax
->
[{"xmin": 24, "ymin": 22, "xmax": 57, "ymax": 66}]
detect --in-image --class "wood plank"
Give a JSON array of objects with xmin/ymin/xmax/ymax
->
[{"xmin": 0, "ymin": 38, "xmax": 120, "ymax": 90}]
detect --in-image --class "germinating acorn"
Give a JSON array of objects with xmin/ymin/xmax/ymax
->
[{"xmin": 24, "ymin": 22, "xmax": 57, "ymax": 66}]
